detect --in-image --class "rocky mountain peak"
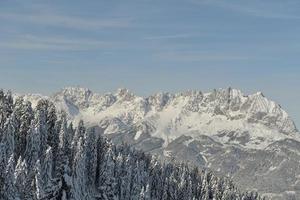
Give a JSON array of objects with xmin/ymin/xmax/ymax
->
[
  {"xmin": 115, "ymin": 88, "xmax": 136, "ymax": 101},
  {"xmin": 60, "ymin": 86, "xmax": 92, "ymax": 97},
  {"xmin": 20, "ymin": 87, "xmax": 298, "ymax": 137},
  {"xmin": 53, "ymin": 86, "xmax": 93, "ymax": 108}
]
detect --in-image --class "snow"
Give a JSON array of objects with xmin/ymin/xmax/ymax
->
[
  {"xmin": 6, "ymin": 87, "xmax": 296, "ymax": 199},
  {"xmin": 268, "ymin": 166, "xmax": 277, "ymax": 171},
  {"xmin": 19, "ymin": 87, "xmax": 299, "ymax": 150},
  {"xmin": 134, "ymin": 130, "xmax": 142, "ymax": 140}
]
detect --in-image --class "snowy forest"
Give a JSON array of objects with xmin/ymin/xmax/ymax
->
[{"xmin": 0, "ymin": 90, "xmax": 265, "ymax": 200}]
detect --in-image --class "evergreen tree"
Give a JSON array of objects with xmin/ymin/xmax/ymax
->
[
  {"xmin": 139, "ymin": 184, "xmax": 150, "ymax": 200},
  {"xmin": 71, "ymin": 138, "xmax": 90, "ymax": 200},
  {"xmin": 46, "ymin": 102, "xmax": 60, "ymax": 178},
  {"xmin": 23, "ymin": 113, "xmax": 42, "ymax": 200},
  {"xmin": 98, "ymin": 146, "xmax": 116, "ymax": 200},
  {"xmin": 35, "ymin": 147, "xmax": 60, "ymax": 199},
  {"xmin": 2, "ymin": 155, "xmax": 20, "ymax": 200},
  {"xmin": 85, "ymin": 127, "xmax": 98, "ymax": 187},
  {"xmin": 0, "ymin": 90, "xmax": 13, "ymax": 136},
  {"xmin": 13, "ymin": 98, "xmax": 34, "ymax": 160},
  {"xmin": 56, "ymin": 112, "xmax": 73, "ymax": 199},
  {"xmin": 14, "ymin": 157, "xmax": 30, "ymax": 200},
  {"xmin": 0, "ymin": 143, "xmax": 7, "ymax": 198},
  {"xmin": 35, "ymin": 100, "xmax": 49, "ymax": 163},
  {"xmin": 71, "ymin": 120, "xmax": 85, "ymax": 167},
  {"xmin": 1, "ymin": 117, "xmax": 16, "ymax": 164}
]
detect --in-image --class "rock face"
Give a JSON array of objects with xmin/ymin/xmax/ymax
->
[{"xmin": 22, "ymin": 87, "xmax": 300, "ymax": 199}]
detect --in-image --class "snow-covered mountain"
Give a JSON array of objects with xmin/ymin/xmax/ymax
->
[
  {"xmin": 23, "ymin": 87, "xmax": 298, "ymax": 148},
  {"xmin": 0, "ymin": 91, "xmax": 263, "ymax": 199},
  {"xmin": 21, "ymin": 87, "xmax": 300, "ymax": 199}
]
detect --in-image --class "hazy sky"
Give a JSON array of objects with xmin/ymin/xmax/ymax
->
[{"xmin": 0, "ymin": 0, "xmax": 300, "ymax": 128}]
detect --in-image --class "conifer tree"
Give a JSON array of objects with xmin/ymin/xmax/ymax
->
[
  {"xmin": 14, "ymin": 157, "xmax": 29, "ymax": 200},
  {"xmin": 71, "ymin": 138, "xmax": 90, "ymax": 200},
  {"xmin": 35, "ymin": 147, "xmax": 59, "ymax": 199},
  {"xmin": 2, "ymin": 155, "xmax": 20, "ymax": 200},
  {"xmin": 71, "ymin": 120, "xmax": 85, "ymax": 168},
  {"xmin": 13, "ymin": 98, "xmax": 34, "ymax": 160},
  {"xmin": 85, "ymin": 127, "xmax": 98, "ymax": 187}
]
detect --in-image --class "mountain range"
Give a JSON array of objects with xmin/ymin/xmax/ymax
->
[{"xmin": 20, "ymin": 87, "xmax": 300, "ymax": 199}]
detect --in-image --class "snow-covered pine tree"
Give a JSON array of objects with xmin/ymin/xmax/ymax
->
[
  {"xmin": 148, "ymin": 158, "xmax": 164, "ymax": 199},
  {"xmin": 46, "ymin": 102, "xmax": 57, "ymax": 147},
  {"xmin": 46, "ymin": 102, "xmax": 60, "ymax": 178},
  {"xmin": 59, "ymin": 112, "xmax": 68, "ymax": 150},
  {"xmin": 71, "ymin": 137, "xmax": 90, "ymax": 200},
  {"xmin": 130, "ymin": 161, "xmax": 145, "ymax": 199},
  {"xmin": 95, "ymin": 133, "xmax": 109, "ymax": 189},
  {"xmin": 66, "ymin": 122, "xmax": 74, "ymax": 161},
  {"xmin": 13, "ymin": 97, "xmax": 34, "ymax": 161},
  {"xmin": 173, "ymin": 163, "xmax": 190, "ymax": 200},
  {"xmin": 72, "ymin": 120, "xmax": 85, "ymax": 145},
  {"xmin": 122, "ymin": 155, "xmax": 133, "ymax": 200},
  {"xmin": 139, "ymin": 184, "xmax": 151, "ymax": 200},
  {"xmin": 71, "ymin": 120, "xmax": 85, "ymax": 167},
  {"xmin": 34, "ymin": 100, "xmax": 50, "ymax": 164},
  {"xmin": 35, "ymin": 147, "xmax": 60, "ymax": 199},
  {"xmin": 97, "ymin": 145, "xmax": 116, "ymax": 200},
  {"xmin": 114, "ymin": 153, "xmax": 125, "ymax": 199},
  {"xmin": 2, "ymin": 155, "xmax": 20, "ymax": 200},
  {"xmin": 11, "ymin": 97, "xmax": 23, "ymax": 161},
  {"xmin": 85, "ymin": 126, "xmax": 98, "ymax": 187},
  {"xmin": 1, "ymin": 117, "xmax": 16, "ymax": 165},
  {"xmin": 0, "ymin": 143, "xmax": 7, "ymax": 199},
  {"xmin": 14, "ymin": 157, "xmax": 30, "ymax": 200},
  {"xmin": 0, "ymin": 90, "xmax": 13, "ymax": 136},
  {"xmin": 0, "ymin": 116, "xmax": 17, "ymax": 199},
  {"xmin": 55, "ymin": 111, "xmax": 73, "ymax": 199}
]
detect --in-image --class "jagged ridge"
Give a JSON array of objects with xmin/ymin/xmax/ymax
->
[
  {"xmin": 17, "ymin": 87, "xmax": 300, "ymax": 199},
  {"xmin": 0, "ymin": 90, "xmax": 264, "ymax": 200}
]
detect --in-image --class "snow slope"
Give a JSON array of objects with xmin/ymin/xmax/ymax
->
[
  {"xmin": 20, "ymin": 87, "xmax": 300, "ymax": 199},
  {"xmin": 23, "ymin": 87, "xmax": 298, "ymax": 149}
]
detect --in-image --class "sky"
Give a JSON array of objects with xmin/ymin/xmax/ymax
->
[{"xmin": 0, "ymin": 0, "xmax": 300, "ymax": 128}]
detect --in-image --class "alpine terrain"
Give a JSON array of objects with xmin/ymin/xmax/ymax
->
[
  {"xmin": 17, "ymin": 87, "xmax": 300, "ymax": 199},
  {"xmin": 0, "ymin": 89, "xmax": 263, "ymax": 200}
]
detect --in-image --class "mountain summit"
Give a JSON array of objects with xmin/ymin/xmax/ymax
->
[
  {"xmin": 20, "ymin": 87, "xmax": 300, "ymax": 199},
  {"xmin": 37, "ymin": 87, "xmax": 298, "ymax": 145}
]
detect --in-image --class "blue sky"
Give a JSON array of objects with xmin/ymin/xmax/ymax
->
[{"xmin": 0, "ymin": 0, "xmax": 300, "ymax": 128}]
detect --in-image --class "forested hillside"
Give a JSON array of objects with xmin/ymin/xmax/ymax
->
[{"xmin": 0, "ymin": 90, "xmax": 263, "ymax": 200}]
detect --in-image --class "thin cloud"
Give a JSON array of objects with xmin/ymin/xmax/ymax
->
[
  {"xmin": 0, "ymin": 12, "xmax": 132, "ymax": 30},
  {"xmin": 144, "ymin": 34, "xmax": 195, "ymax": 40},
  {"xmin": 0, "ymin": 35, "xmax": 118, "ymax": 51},
  {"xmin": 156, "ymin": 51, "xmax": 249, "ymax": 62},
  {"xmin": 192, "ymin": 0, "xmax": 300, "ymax": 19}
]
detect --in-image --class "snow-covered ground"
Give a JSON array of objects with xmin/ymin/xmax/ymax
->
[{"xmin": 18, "ymin": 87, "xmax": 300, "ymax": 199}]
